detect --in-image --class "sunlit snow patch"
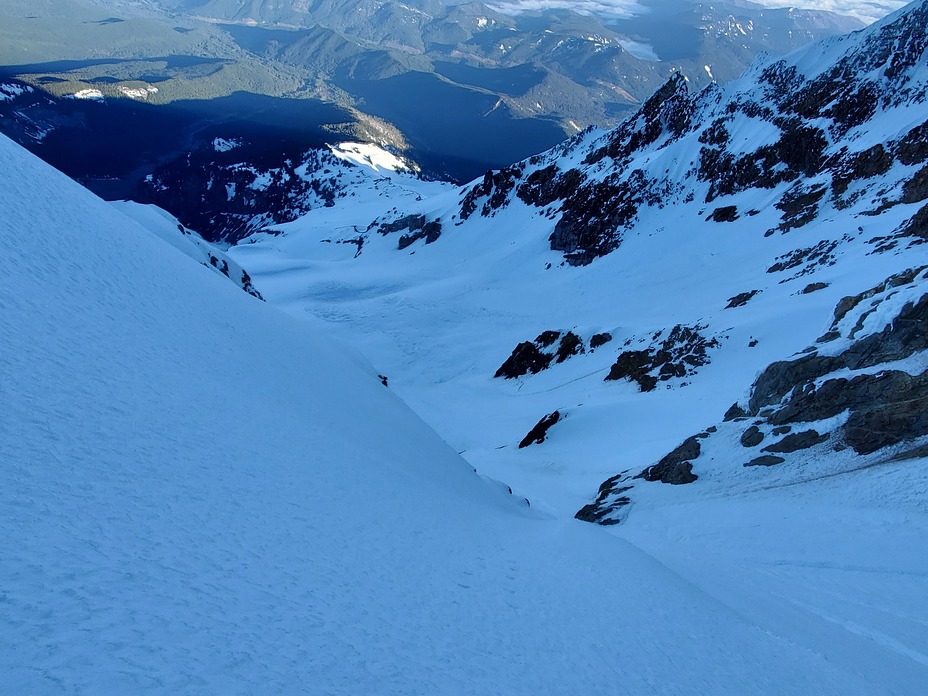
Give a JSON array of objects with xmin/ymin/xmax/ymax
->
[
  {"xmin": 213, "ymin": 137, "xmax": 242, "ymax": 152},
  {"xmin": 69, "ymin": 89, "xmax": 104, "ymax": 100},
  {"xmin": 117, "ymin": 85, "xmax": 158, "ymax": 100},
  {"xmin": 329, "ymin": 142, "xmax": 416, "ymax": 174},
  {"xmin": 618, "ymin": 38, "xmax": 660, "ymax": 61},
  {"xmin": 0, "ymin": 83, "xmax": 32, "ymax": 101}
]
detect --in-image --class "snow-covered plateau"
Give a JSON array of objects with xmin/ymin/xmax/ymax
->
[{"xmin": 3, "ymin": 0, "xmax": 928, "ymax": 693}]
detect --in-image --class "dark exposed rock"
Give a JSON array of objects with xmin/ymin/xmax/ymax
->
[
  {"xmin": 802, "ymin": 282, "xmax": 829, "ymax": 294},
  {"xmin": 724, "ymin": 403, "xmax": 748, "ymax": 421},
  {"xmin": 635, "ymin": 436, "xmax": 700, "ymax": 484},
  {"xmin": 775, "ymin": 184, "xmax": 828, "ymax": 232},
  {"xmin": 699, "ymin": 118, "xmax": 730, "ymax": 146},
  {"xmin": 831, "ymin": 144, "xmax": 893, "ymax": 196},
  {"xmin": 398, "ymin": 220, "xmax": 442, "ymax": 249},
  {"xmin": 896, "ymin": 203, "xmax": 928, "ymax": 245},
  {"xmin": 378, "ymin": 214, "xmax": 445, "ymax": 250},
  {"xmin": 555, "ymin": 332, "xmax": 585, "ymax": 363},
  {"xmin": 575, "ymin": 477, "xmax": 633, "ymax": 525},
  {"xmin": 726, "ymin": 290, "xmax": 760, "ymax": 309},
  {"xmin": 750, "ymin": 353, "xmax": 842, "ymax": 412},
  {"xmin": 549, "ymin": 170, "xmax": 652, "ymax": 265},
  {"xmin": 772, "ymin": 426, "xmax": 792, "ymax": 435},
  {"xmin": 605, "ymin": 350, "xmax": 658, "ymax": 391},
  {"xmin": 586, "ymin": 73, "xmax": 690, "ymax": 166},
  {"xmin": 762, "ymin": 429, "xmax": 828, "ymax": 453},
  {"xmin": 518, "ymin": 411, "xmax": 561, "ymax": 448},
  {"xmin": 890, "ymin": 443, "xmax": 928, "ymax": 462},
  {"xmin": 843, "ymin": 379, "xmax": 928, "ymax": 454},
  {"xmin": 767, "ymin": 240, "xmax": 838, "ymax": 276},
  {"xmin": 605, "ymin": 325, "xmax": 720, "ymax": 391},
  {"xmin": 745, "ymin": 455, "xmax": 785, "ymax": 467},
  {"xmin": 740, "ymin": 425, "xmax": 764, "ymax": 447},
  {"xmin": 495, "ymin": 329, "xmax": 590, "ymax": 379},
  {"xmin": 535, "ymin": 330, "xmax": 562, "ymax": 348},
  {"xmin": 830, "ymin": 267, "xmax": 926, "ymax": 328},
  {"xmin": 459, "ymin": 165, "xmax": 523, "ymax": 220},
  {"xmin": 590, "ymin": 332, "xmax": 612, "ymax": 350},
  {"xmin": 516, "ymin": 166, "xmax": 583, "ymax": 209},
  {"xmin": 902, "ymin": 165, "xmax": 928, "ymax": 204},
  {"xmin": 378, "ymin": 213, "xmax": 427, "ymax": 236},
  {"xmin": 495, "ymin": 342, "xmax": 553, "ymax": 379},
  {"xmin": 708, "ymin": 205, "xmax": 739, "ymax": 222},
  {"xmin": 896, "ymin": 119, "xmax": 928, "ymax": 165}
]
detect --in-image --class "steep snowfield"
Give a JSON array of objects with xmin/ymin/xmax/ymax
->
[
  {"xmin": 210, "ymin": 5, "xmax": 928, "ymax": 690},
  {"xmin": 10, "ymin": 132, "xmax": 926, "ymax": 693}
]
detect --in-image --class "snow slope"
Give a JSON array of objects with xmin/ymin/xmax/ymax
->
[
  {"xmin": 229, "ymin": 0, "xmax": 928, "ymax": 519},
  {"xmin": 10, "ymin": 131, "xmax": 926, "ymax": 693},
  {"xmin": 209, "ymin": 6, "xmax": 928, "ymax": 689}
]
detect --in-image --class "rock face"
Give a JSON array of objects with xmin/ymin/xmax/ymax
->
[
  {"xmin": 518, "ymin": 411, "xmax": 561, "ymax": 448},
  {"xmin": 605, "ymin": 325, "xmax": 720, "ymax": 392},
  {"xmin": 577, "ymin": 266, "xmax": 928, "ymax": 525},
  {"xmin": 635, "ymin": 437, "xmax": 701, "ymax": 485},
  {"xmin": 494, "ymin": 330, "xmax": 588, "ymax": 379},
  {"xmin": 362, "ymin": 0, "xmax": 928, "ymax": 271}
]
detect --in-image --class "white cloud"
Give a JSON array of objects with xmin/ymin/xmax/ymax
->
[
  {"xmin": 747, "ymin": 0, "xmax": 908, "ymax": 24},
  {"xmin": 490, "ymin": 1, "xmax": 649, "ymax": 20},
  {"xmin": 489, "ymin": 0, "xmax": 908, "ymax": 24}
]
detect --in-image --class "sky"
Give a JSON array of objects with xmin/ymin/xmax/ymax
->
[{"xmin": 490, "ymin": 0, "xmax": 909, "ymax": 24}]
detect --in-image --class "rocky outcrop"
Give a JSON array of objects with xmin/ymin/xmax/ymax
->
[
  {"xmin": 495, "ymin": 330, "xmax": 587, "ymax": 378},
  {"xmin": 635, "ymin": 436, "xmax": 700, "ymax": 485},
  {"xmin": 605, "ymin": 325, "xmax": 720, "ymax": 392},
  {"xmin": 726, "ymin": 290, "xmax": 760, "ymax": 309},
  {"xmin": 376, "ymin": 213, "xmax": 443, "ymax": 249},
  {"xmin": 494, "ymin": 341, "xmax": 554, "ymax": 379},
  {"xmin": 518, "ymin": 411, "xmax": 561, "ymax": 448},
  {"xmin": 494, "ymin": 330, "xmax": 592, "ymax": 379},
  {"xmin": 577, "ymin": 266, "xmax": 928, "ymax": 525}
]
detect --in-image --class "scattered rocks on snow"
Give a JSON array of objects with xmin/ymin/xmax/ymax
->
[
  {"xmin": 761, "ymin": 429, "xmax": 828, "ymax": 453},
  {"xmin": 726, "ymin": 290, "xmax": 760, "ymax": 308},
  {"xmin": 708, "ymin": 205, "xmax": 739, "ymax": 222},
  {"xmin": 740, "ymin": 425, "xmax": 764, "ymax": 447},
  {"xmin": 745, "ymin": 455, "xmax": 785, "ymax": 467},
  {"xmin": 575, "ymin": 475, "xmax": 633, "ymax": 525},
  {"xmin": 801, "ymin": 282, "xmax": 829, "ymax": 293},
  {"xmin": 605, "ymin": 325, "xmax": 720, "ymax": 392}
]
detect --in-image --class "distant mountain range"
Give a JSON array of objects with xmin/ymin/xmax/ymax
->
[{"xmin": 1, "ymin": 0, "xmax": 867, "ymax": 195}]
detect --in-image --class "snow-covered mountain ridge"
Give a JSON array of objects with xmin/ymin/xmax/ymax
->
[
  {"xmin": 13, "ymin": 127, "xmax": 928, "ymax": 693},
  {"xmin": 369, "ymin": 0, "xmax": 927, "ymax": 266},
  {"xmin": 3, "ymin": 5, "xmax": 928, "ymax": 691},
  {"xmin": 229, "ymin": 0, "xmax": 928, "ymax": 526}
]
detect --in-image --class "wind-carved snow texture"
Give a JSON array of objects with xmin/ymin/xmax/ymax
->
[{"xmin": 13, "ymin": 129, "xmax": 928, "ymax": 694}]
